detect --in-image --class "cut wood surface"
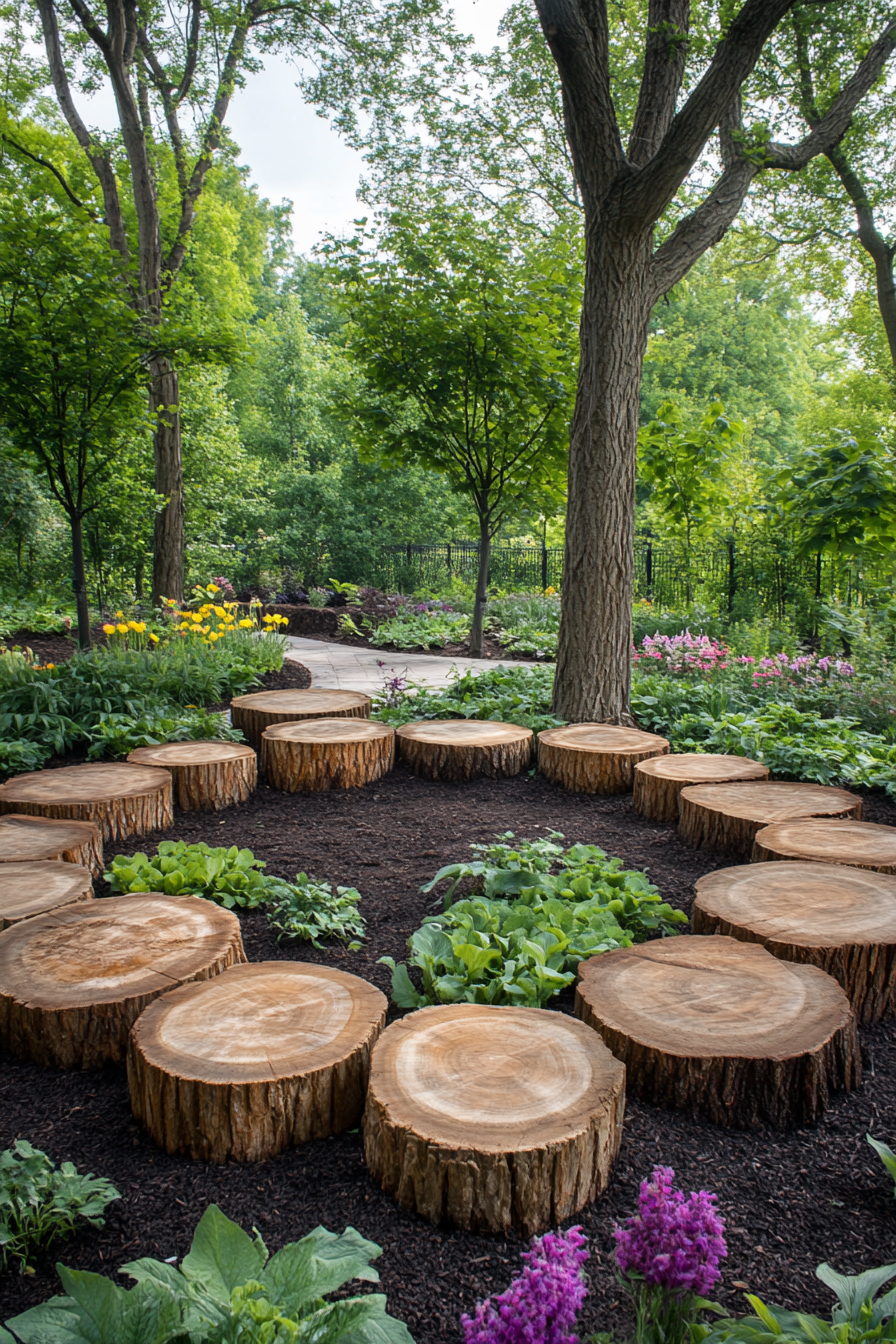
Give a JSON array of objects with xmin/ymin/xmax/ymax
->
[
  {"xmin": 0, "ymin": 814, "xmax": 103, "ymax": 877},
  {"xmin": 678, "ymin": 781, "xmax": 862, "ymax": 858},
  {"xmin": 363, "ymin": 1003, "xmax": 625, "ymax": 1234},
  {"xmin": 692, "ymin": 862, "xmax": 896, "ymax": 1024},
  {"xmin": 230, "ymin": 690, "xmax": 371, "ymax": 748},
  {"xmin": 261, "ymin": 719, "xmax": 395, "ymax": 792},
  {"xmin": 0, "ymin": 861, "xmax": 93, "ymax": 931},
  {"xmin": 575, "ymin": 935, "xmax": 860, "ymax": 1128},
  {"xmin": 633, "ymin": 754, "xmax": 769, "ymax": 823},
  {"xmin": 129, "ymin": 962, "xmax": 387, "ymax": 1162},
  {"xmin": 753, "ymin": 818, "xmax": 896, "ymax": 873},
  {"xmin": 0, "ymin": 894, "xmax": 244, "ymax": 1068},
  {"xmin": 396, "ymin": 720, "xmax": 533, "ymax": 782},
  {"xmin": 0, "ymin": 763, "xmax": 174, "ymax": 843},
  {"xmin": 538, "ymin": 724, "xmax": 669, "ymax": 794},
  {"xmin": 126, "ymin": 742, "xmax": 257, "ymax": 812}
]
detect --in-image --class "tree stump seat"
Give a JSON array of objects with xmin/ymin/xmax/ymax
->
[
  {"xmin": 0, "ymin": 763, "xmax": 173, "ymax": 844},
  {"xmin": 395, "ymin": 720, "xmax": 533, "ymax": 781},
  {"xmin": 0, "ymin": 861, "xmax": 93, "ymax": 931},
  {"xmin": 128, "ymin": 962, "xmax": 387, "ymax": 1162},
  {"xmin": 363, "ymin": 1003, "xmax": 625, "ymax": 1235},
  {"xmin": 678, "ymin": 781, "xmax": 862, "ymax": 857},
  {"xmin": 692, "ymin": 861, "xmax": 896, "ymax": 1024},
  {"xmin": 752, "ymin": 818, "xmax": 896, "ymax": 872},
  {"xmin": 0, "ymin": 893, "xmax": 244, "ymax": 1068},
  {"xmin": 634, "ymin": 754, "xmax": 769, "ymax": 822},
  {"xmin": 0, "ymin": 814, "xmax": 102, "ymax": 877},
  {"xmin": 538, "ymin": 723, "xmax": 669, "ymax": 794},
  {"xmin": 230, "ymin": 690, "xmax": 371, "ymax": 749},
  {"xmin": 126, "ymin": 741, "xmax": 257, "ymax": 811},
  {"xmin": 575, "ymin": 935, "xmax": 860, "ymax": 1128},
  {"xmin": 262, "ymin": 719, "xmax": 395, "ymax": 792}
]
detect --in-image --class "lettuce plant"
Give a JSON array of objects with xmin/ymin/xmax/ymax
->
[
  {"xmin": 3, "ymin": 1204, "xmax": 413, "ymax": 1344},
  {"xmin": 0, "ymin": 1140, "xmax": 119, "ymax": 1275},
  {"xmin": 106, "ymin": 842, "xmax": 273, "ymax": 910}
]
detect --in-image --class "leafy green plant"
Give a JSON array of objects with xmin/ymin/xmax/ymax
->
[
  {"xmin": 868, "ymin": 1134, "xmax": 896, "ymax": 1197},
  {"xmin": 266, "ymin": 873, "xmax": 366, "ymax": 949},
  {"xmin": 370, "ymin": 609, "xmax": 471, "ymax": 649},
  {"xmin": 0, "ymin": 1139, "xmax": 119, "ymax": 1275},
  {"xmin": 0, "ymin": 739, "xmax": 51, "ymax": 781},
  {"xmin": 0, "ymin": 602, "xmax": 75, "ymax": 639},
  {"xmin": 3, "ymin": 1202, "xmax": 413, "ymax": 1344},
  {"xmin": 372, "ymin": 663, "xmax": 562, "ymax": 733},
  {"xmin": 697, "ymin": 1261, "xmax": 896, "ymax": 1344},
  {"xmin": 85, "ymin": 707, "xmax": 244, "ymax": 760},
  {"xmin": 106, "ymin": 842, "xmax": 273, "ymax": 910},
  {"xmin": 490, "ymin": 594, "xmax": 561, "ymax": 658}
]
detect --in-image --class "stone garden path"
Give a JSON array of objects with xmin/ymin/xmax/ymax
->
[{"xmin": 284, "ymin": 635, "xmax": 525, "ymax": 695}]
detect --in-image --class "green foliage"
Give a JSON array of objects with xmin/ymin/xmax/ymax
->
[
  {"xmin": 0, "ymin": 739, "xmax": 51, "ymax": 781},
  {"xmin": 265, "ymin": 873, "xmax": 366, "ymax": 950},
  {"xmin": 489, "ymin": 594, "xmax": 561, "ymax": 657},
  {"xmin": 0, "ymin": 1140, "xmax": 119, "ymax": 1275},
  {"xmin": 4, "ymin": 1203, "xmax": 413, "ymax": 1344},
  {"xmin": 638, "ymin": 401, "xmax": 743, "ymax": 556},
  {"xmin": 0, "ymin": 602, "xmax": 74, "ymax": 638},
  {"xmin": 85, "ymin": 708, "xmax": 243, "ymax": 760},
  {"xmin": 106, "ymin": 842, "xmax": 273, "ymax": 910},
  {"xmin": 867, "ymin": 1135, "xmax": 896, "ymax": 1197},
  {"xmin": 773, "ymin": 432, "xmax": 896, "ymax": 560},
  {"xmin": 698, "ymin": 1261, "xmax": 896, "ymax": 1344},
  {"xmin": 382, "ymin": 833, "xmax": 681, "ymax": 1008},
  {"xmin": 371, "ymin": 663, "xmax": 561, "ymax": 733},
  {"xmin": 370, "ymin": 609, "xmax": 470, "ymax": 649}
]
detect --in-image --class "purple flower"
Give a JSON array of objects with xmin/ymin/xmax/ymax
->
[
  {"xmin": 614, "ymin": 1166, "xmax": 726, "ymax": 1297},
  {"xmin": 461, "ymin": 1226, "xmax": 589, "ymax": 1344}
]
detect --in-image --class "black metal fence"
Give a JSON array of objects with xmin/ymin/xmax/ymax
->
[{"xmin": 370, "ymin": 539, "xmax": 891, "ymax": 618}]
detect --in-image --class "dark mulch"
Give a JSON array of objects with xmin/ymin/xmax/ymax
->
[{"xmin": 2, "ymin": 771, "xmax": 896, "ymax": 1339}]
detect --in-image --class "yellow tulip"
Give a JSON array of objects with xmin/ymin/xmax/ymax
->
[
  {"xmin": 239, "ymin": 619, "xmax": 254, "ymax": 628},
  {"xmin": 208, "ymin": 632, "xmax": 219, "ymax": 641},
  {"xmin": 116, "ymin": 623, "xmax": 128, "ymax": 634},
  {"xmin": 150, "ymin": 633, "xmax": 159, "ymax": 643},
  {"xmin": 115, "ymin": 610, "xmax": 124, "ymax": 619},
  {"xmin": 102, "ymin": 623, "xmax": 116, "ymax": 634}
]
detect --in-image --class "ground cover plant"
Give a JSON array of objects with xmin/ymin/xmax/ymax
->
[
  {"xmin": 0, "ymin": 1141, "xmax": 119, "ymax": 1276},
  {"xmin": 381, "ymin": 833, "xmax": 684, "ymax": 1007},
  {"xmin": 371, "ymin": 664, "xmax": 560, "ymax": 733},
  {"xmin": 266, "ymin": 874, "xmax": 366, "ymax": 950},
  {"xmin": 3, "ymin": 1203, "xmax": 412, "ymax": 1344}
]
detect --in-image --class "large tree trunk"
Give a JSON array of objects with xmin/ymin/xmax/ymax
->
[
  {"xmin": 552, "ymin": 234, "xmax": 652, "ymax": 723},
  {"xmin": 469, "ymin": 519, "xmax": 491, "ymax": 657},
  {"xmin": 69, "ymin": 510, "xmax": 91, "ymax": 651},
  {"xmin": 150, "ymin": 358, "xmax": 184, "ymax": 604}
]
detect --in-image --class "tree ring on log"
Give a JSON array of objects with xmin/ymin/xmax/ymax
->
[
  {"xmin": 0, "ymin": 861, "xmax": 93, "ymax": 931},
  {"xmin": 633, "ymin": 754, "xmax": 769, "ymax": 822},
  {"xmin": 395, "ymin": 720, "xmax": 532, "ymax": 782},
  {"xmin": 678, "ymin": 781, "xmax": 862, "ymax": 858},
  {"xmin": 0, "ymin": 893, "xmax": 245, "ymax": 1068},
  {"xmin": 128, "ymin": 962, "xmax": 387, "ymax": 1161},
  {"xmin": 752, "ymin": 817, "xmax": 896, "ymax": 871},
  {"xmin": 0, "ymin": 814, "xmax": 103, "ymax": 877},
  {"xmin": 575, "ymin": 935, "xmax": 859, "ymax": 1128},
  {"xmin": 538, "ymin": 723, "xmax": 669, "ymax": 794},
  {"xmin": 127, "ymin": 741, "xmax": 257, "ymax": 811},
  {"xmin": 363, "ymin": 1003, "xmax": 625, "ymax": 1235},
  {"xmin": 261, "ymin": 719, "xmax": 395, "ymax": 792},
  {"xmin": 230, "ymin": 690, "xmax": 371, "ymax": 748},
  {"xmin": 0, "ymin": 763, "xmax": 174, "ymax": 842},
  {"xmin": 692, "ymin": 861, "xmax": 896, "ymax": 1023}
]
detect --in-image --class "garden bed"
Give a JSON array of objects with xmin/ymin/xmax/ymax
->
[{"xmin": 2, "ymin": 767, "xmax": 896, "ymax": 1340}]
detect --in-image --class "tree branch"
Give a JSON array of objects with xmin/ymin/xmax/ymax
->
[
  {"xmin": 0, "ymin": 134, "xmax": 99, "ymax": 219},
  {"xmin": 628, "ymin": 0, "xmax": 690, "ymax": 167}
]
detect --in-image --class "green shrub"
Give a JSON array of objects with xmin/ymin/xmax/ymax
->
[
  {"xmin": 0, "ymin": 1140, "xmax": 119, "ymax": 1275},
  {"xmin": 265, "ymin": 873, "xmax": 366, "ymax": 949},
  {"xmin": 106, "ymin": 842, "xmax": 273, "ymax": 909},
  {"xmin": 372, "ymin": 663, "xmax": 561, "ymax": 733},
  {"xmin": 489, "ymin": 593, "xmax": 561, "ymax": 657},
  {"xmin": 370, "ymin": 609, "xmax": 470, "ymax": 649},
  {"xmin": 0, "ymin": 601, "xmax": 74, "ymax": 638},
  {"xmin": 86, "ymin": 708, "xmax": 244, "ymax": 760},
  {"xmin": 0, "ymin": 739, "xmax": 51, "ymax": 781},
  {"xmin": 4, "ymin": 1203, "xmax": 413, "ymax": 1344}
]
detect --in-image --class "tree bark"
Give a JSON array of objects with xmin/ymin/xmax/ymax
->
[
  {"xmin": 0, "ymin": 763, "xmax": 174, "ymax": 843},
  {"xmin": 678, "ymin": 781, "xmax": 862, "ymax": 858},
  {"xmin": 0, "ymin": 814, "xmax": 103, "ymax": 877},
  {"xmin": 538, "ymin": 722, "xmax": 668, "ymax": 794},
  {"xmin": 469, "ymin": 520, "xmax": 491, "ymax": 657},
  {"xmin": 395, "ymin": 720, "xmax": 533, "ymax": 781},
  {"xmin": 231, "ymin": 690, "xmax": 371, "ymax": 750},
  {"xmin": 69, "ymin": 510, "xmax": 92, "ymax": 651},
  {"xmin": 127, "ymin": 742, "xmax": 257, "ymax": 811},
  {"xmin": 150, "ymin": 359, "xmax": 184, "ymax": 604},
  {"xmin": 752, "ymin": 818, "xmax": 896, "ymax": 872},
  {"xmin": 262, "ymin": 720, "xmax": 395, "ymax": 792}
]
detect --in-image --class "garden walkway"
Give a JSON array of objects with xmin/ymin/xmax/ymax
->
[{"xmin": 284, "ymin": 635, "xmax": 525, "ymax": 694}]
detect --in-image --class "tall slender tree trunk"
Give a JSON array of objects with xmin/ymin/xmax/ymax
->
[
  {"xmin": 552, "ymin": 231, "xmax": 652, "ymax": 724},
  {"xmin": 469, "ymin": 519, "xmax": 492, "ymax": 657},
  {"xmin": 150, "ymin": 359, "xmax": 184, "ymax": 603},
  {"xmin": 69, "ymin": 511, "xmax": 91, "ymax": 650}
]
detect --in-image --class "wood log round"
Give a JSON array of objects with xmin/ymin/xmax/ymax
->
[
  {"xmin": 126, "ymin": 741, "xmax": 257, "ymax": 811},
  {"xmin": 128, "ymin": 962, "xmax": 387, "ymax": 1162},
  {"xmin": 0, "ymin": 861, "xmax": 93, "ymax": 931},
  {"xmin": 261, "ymin": 719, "xmax": 395, "ymax": 792},
  {"xmin": 0, "ymin": 893, "xmax": 245, "ymax": 1068},
  {"xmin": 692, "ymin": 861, "xmax": 896, "ymax": 1024},
  {"xmin": 575, "ymin": 935, "xmax": 860, "ymax": 1128},
  {"xmin": 0, "ymin": 814, "xmax": 103, "ymax": 877},
  {"xmin": 633, "ymin": 754, "xmax": 769, "ymax": 823},
  {"xmin": 363, "ymin": 1003, "xmax": 625, "ymax": 1235},
  {"xmin": 678, "ymin": 781, "xmax": 862, "ymax": 858},
  {"xmin": 230, "ymin": 690, "xmax": 371, "ymax": 748},
  {"xmin": 752, "ymin": 818, "xmax": 896, "ymax": 873},
  {"xmin": 395, "ymin": 720, "xmax": 533, "ymax": 782},
  {"xmin": 0, "ymin": 763, "xmax": 173, "ymax": 843},
  {"xmin": 538, "ymin": 723, "xmax": 669, "ymax": 794}
]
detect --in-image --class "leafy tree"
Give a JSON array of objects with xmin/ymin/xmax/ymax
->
[
  {"xmin": 0, "ymin": 198, "xmax": 151, "ymax": 646},
  {"xmin": 327, "ymin": 204, "xmax": 577, "ymax": 652}
]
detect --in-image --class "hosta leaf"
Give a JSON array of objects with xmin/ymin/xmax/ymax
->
[{"xmin": 180, "ymin": 1204, "xmax": 267, "ymax": 1303}]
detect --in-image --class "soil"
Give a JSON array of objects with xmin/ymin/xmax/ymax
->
[{"xmin": 3, "ymin": 769, "xmax": 896, "ymax": 1339}]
